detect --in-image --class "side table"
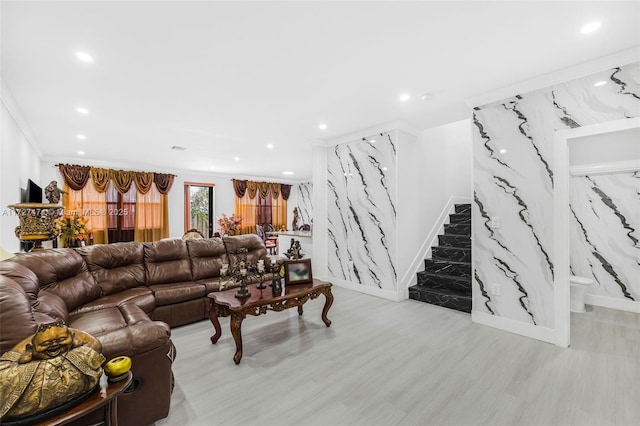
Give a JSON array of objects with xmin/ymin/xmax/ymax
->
[{"xmin": 35, "ymin": 371, "xmax": 132, "ymax": 426}]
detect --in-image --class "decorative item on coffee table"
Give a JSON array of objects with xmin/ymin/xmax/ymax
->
[
  {"xmin": 284, "ymin": 258, "xmax": 313, "ymax": 285},
  {"xmin": 224, "ymin": 248, "xmax": 267, "ymax": 299}
]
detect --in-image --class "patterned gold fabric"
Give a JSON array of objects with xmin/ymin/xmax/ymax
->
[{"xmin": 0, "ymin": 346, "xmax": 105, "ymax": 419}]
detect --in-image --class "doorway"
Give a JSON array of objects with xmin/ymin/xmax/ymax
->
[
  {"xmin": 184, "ymin": 182, "xmax": 215, "ymax": 237},
  {"xmin": 553, "ymin": 117, "xmax": 640, "ymax": 347}
]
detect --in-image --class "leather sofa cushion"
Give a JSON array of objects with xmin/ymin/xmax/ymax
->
[
  {"xmin": 0, "ymin": 261, "xmax": 40, "ymax": 307},
  {"xmin": 36, "ymin": 290, "xmax": 69, "ymax": 321},
  {"xmin": 149, "ymin": 282, "xmax": 206, "ymax": 306},
  {"xmin": 71, "ymin": 287, "xmax": 156, "ymax": 315},
  {"xmin": 9, "ymin": 249, "xmax": 100, "ymax": 312},
  {"xmin": 223, "ymin": 234, "xmax": 268, "ymax": 267},
  {"xmin": 78, "ymin": 242, "xmax": 146, "ymax": 295},
  {"xmin": 186, "ymin": 238, "xmax": 228, "ymax": 280},
  {"xmin": 0, "ymin": 276, "xmax": 39, "ymax": 354},
  {"xmin": 68, "ymin": 303, "xmax": 171, "ymax": 360},
  {"xmin": 197, "ymin": 278, "xmax": 222, "ymax": 294},
  {"xmin": 144, "ymin": 239, "xmax": 192, "ymax": 285}
]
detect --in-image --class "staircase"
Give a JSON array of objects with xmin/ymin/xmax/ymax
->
[{"xmin": 408, "ymin": 204, "xmax": 471, "ymax": 313}]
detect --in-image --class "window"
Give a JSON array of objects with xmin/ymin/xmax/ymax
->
[
  {"xmin": 184, "ymin": 182, "xmax": 215, "ymax": 237},
  {"xmin": 106, "ymin": 182, "xmax": 136, "ymax": 242}
]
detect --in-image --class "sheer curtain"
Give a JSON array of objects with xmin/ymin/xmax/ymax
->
[
  {"xmin": 235, "ymin": 192, "xmax": 257, "ymax": 234},
  {"xmin": 232, "ymin": 179, "xmax": 288, "ymax": 234},
  {"xmin": 135, "ymin": 184, "xmax": 169, "ymax": 242},
  {"xmin": 270, "ymin": 194, "xmax": 287, "ymax": 231},
  {"xmin": 63, "ymin": 181, "xmax": 109, "ymax": 244}
]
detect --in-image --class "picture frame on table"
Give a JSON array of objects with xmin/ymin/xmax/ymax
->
[{"xmin": 284, "ymin": 258, "xmax": 313, "ymax": 285}]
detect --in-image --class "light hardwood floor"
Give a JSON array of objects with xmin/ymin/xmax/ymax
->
[{"xmin": 156, "ymin": 287, "xmax": 640, "ymax": 426}]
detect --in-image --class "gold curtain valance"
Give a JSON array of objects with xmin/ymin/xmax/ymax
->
[
  {"xmin": 58, "ymin": 164, "xmax": 176, "ymax": 195},
  {"xmin": 232, "ymin": 179, "xmax": 292, "ymax": 200}
]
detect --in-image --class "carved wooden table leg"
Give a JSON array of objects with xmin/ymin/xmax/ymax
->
[
  {"xmin": 230, "ymin": 312, "xmax": 245, "ymax": 364},
  {"xmin": 209, "ymin": 302, "xmax": 222, "ymax": 344},
  {"xmin": 298, "ymin": 304, "xmax": 304, "ymax": 315},
  {"xmin": 321, "ymin": 288, "xmax": 333, "ymax": 327}
]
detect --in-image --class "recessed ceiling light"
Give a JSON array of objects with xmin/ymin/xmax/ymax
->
[
  {"xmin": 77, "ymin": 151, "xmax": 85, "ymax": 155},
  {"xmin": 399, "ymin": 94, "xmax": 410, "ymax": 102},
  {"xmin": 370, "ymin": 139, "xmax": 376, "ymax": 144},
  {"xmin": 382, "ymin": 167, "xmax": 388, "ymax": 171},
  {"xmin": 76, "ymin": 107, "xmax": 89, "ymax": 114},
  {"xmin": 76, "ymin": 134, "xmax": 86, "ymax": 140},
  {"xmin": 499, "ymin": 149, "xmax": 507, "ymax": 154},
  {"xmin": 282, "ymin": 171, "xmax": 294, "ymax": 175},
  {"xmin": 234, "ymin": 156, "xmax": 240, "ymax": 161},
  {"xmin": 76, "ymin": 52, "xmax": 93, "ymax": 63},
  {"xmin": 594, "ymin": 81, "xmax": 607, "ymax": 87},
  {"xmin": 318, "ymin": 123, "xmax": 328, "ymax": 130},
  {"xmin": 267, "ymin": 144, "xmax": 274, "ymax": 149},
  {"xmin": 580, "ymin": 21, "xmax": 601, "ymax": 34}
]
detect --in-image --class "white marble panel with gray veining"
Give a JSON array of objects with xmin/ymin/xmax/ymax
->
[
  {"xmin": 473, "ymin": 62, "xmax": 640, "ymax": 327},
  {"xmin": 327, "ymin": 133, "xmax": 397, "ymax": 290},
  {"xmin": 570, "ymin": 172, "xmax": 640, "ymax": 301},
  {"xmin": 293, "ymin": 182, "xmax": 313, "ymax": 228}
]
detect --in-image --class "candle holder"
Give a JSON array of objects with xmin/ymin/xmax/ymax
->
[{"xmin": 224, "ymin": 249, "xmax": 267, "ymax": 299}]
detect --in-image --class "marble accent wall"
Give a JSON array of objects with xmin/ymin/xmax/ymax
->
[
  {"xmin": 327, "ymin": 133, "xmax": 397, "ymax": 290},
  {"xmin": 570, "ymin": 172, "xmax": 640, "ymax": 301},
  {"xmin": 293, "ymin": 182, "xmax": 313, "ymax": 228},
  {"xmin": 473, "ymin": 63, "xmax": 640, "ymax": 327}
]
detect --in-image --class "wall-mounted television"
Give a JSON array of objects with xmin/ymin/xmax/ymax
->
[{"xmin": 24, "ymin": 179, "xmax": 43, "ymax": 203}]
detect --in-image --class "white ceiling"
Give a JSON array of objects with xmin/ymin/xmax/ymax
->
[{"xmin": 2, "ymin": 1, "xmax": 639, "ymax": 181}]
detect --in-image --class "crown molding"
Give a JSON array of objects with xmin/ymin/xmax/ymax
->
[
  {"xmin": 326, "ymin": 120, "xmax": 420, "ymax": 147},
  {"xmin": 466, "ymin": 46, "xmax": 640, "ymax": 108},
  {"xmin": 1, "ymin": 79, "xmax": 44, "ymax": 158}
]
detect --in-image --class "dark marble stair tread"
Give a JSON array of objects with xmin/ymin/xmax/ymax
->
[
  {"xmin": 438, "ymin": 234, "xmax": 471, "ymax": 248},
  {"xmin": 408, "ymin": 286, "xmax": 471, "ymax": 313},
  {"xmin": 449, "ymin": 212, "xmax": 471, "ymax": 224},
  {"xmin": 431, "ymin": 246, "xmax": 471, "ymax": 263},
  {"xmin": 454, "ymin": 204, "xmax": 471, "ymax": 213},
  {"xmin": 416, "ymin": 271, "xmax": 471, "ymax": 296},
  {"xmin": 423, "ymin": 259, "xmax": 471, "ymax": 277},
  {"xmin": 444, "ymin": 223, "xmax": 471, "ymax": 236}
]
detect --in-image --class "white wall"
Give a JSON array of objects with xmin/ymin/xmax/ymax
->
[
  {"xmin": 421, "ymin": 119, "xmax": 472, "ymax": 201},
  {"xmin": 398, "ymin": 119, "xmax": 472, "ymax": 292},
  {"xmin": 1, "ymin": 100, "xmax": 42, "ymax": 252}
]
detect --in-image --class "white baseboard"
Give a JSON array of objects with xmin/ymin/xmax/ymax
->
[
  {"xmin": 585, "ymin": 294, "xmax": 640, "ymax": 313},
  {"xmin": 399, "ymin": 196, "xmax": 472, "ymax": 296},
  {"xmin": 324, "ymin": 276, "xmax": 402, "ymax": 302},
  {"xmin": 472, "ymin": 311, "xmax": 557, "ymax": 345}
]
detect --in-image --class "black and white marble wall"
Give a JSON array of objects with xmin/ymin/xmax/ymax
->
[
  {"xmin": 293, "ymin": 182, "xmax": 313, "ymax": 228},
  {"xmin": 326, "ymin": 133, "xmax": 397, "ymax": 291},
  {"xmin": 473, "ymin": 62, "xmax": 640, "ymax": 328},
  {"xmin": 570, "ymin": 172, "xmax": 640, "ymax": 302}
]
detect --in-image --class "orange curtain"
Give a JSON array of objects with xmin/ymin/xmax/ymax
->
[
  {"xmin": 62, "ymin": 182, "xmax": 109, "ymax": 244},
  {"xmin": 234, "ymin": 192, "xmax": 257, "ymax": 235},
  {"xmin": 271, "ymin": 194, "xmax": 287, "ymax": 231},
  {"xmin": 134, "ymin": 184, "xmax": 168, "ymax": 242}
]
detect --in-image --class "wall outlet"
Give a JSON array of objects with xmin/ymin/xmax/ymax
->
[
  {"xmin": 491, "ymin": 283, "xmax": 501, "ymax": 296},
  {"xmin": 490, "ymin": 216, "xmax": 501, "ymax": 229}
]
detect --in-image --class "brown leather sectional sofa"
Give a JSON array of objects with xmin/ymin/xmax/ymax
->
[{"xmin": 0, "ymin": 234, "xmax": 270, "ymax": 426}]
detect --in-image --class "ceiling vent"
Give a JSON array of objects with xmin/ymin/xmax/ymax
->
[{"xmin": 170, "ymin": 146, "xmax": 186, "ymax": 151}]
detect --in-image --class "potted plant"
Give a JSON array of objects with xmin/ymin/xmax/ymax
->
[
  {"xmin": 217, "ymin": 213, "xmax": 242, "ymax": 236},
  {"xmin": 56, "ymin": 215, "xmax": 89, "ymax": 247}
]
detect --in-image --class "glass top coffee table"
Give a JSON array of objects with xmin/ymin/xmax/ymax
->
[{"xmin": 207, "ymin": 278, "xmax": 333, "ymax": 364}]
